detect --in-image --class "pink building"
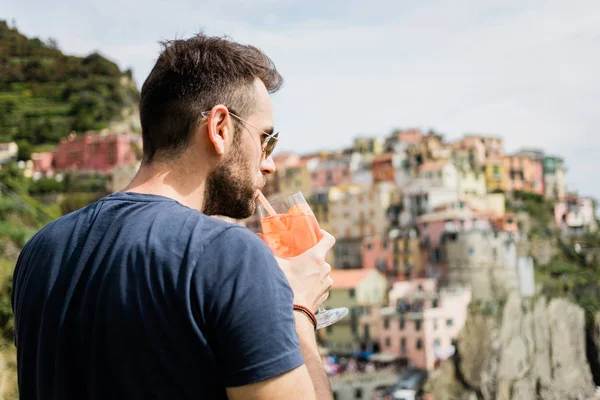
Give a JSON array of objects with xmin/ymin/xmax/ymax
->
[
  {"xmin": 554, "ymin": 195, "xmax": 598, "ymax": 235},
  {"xmin": 378, "ymin": 279, "xmax": 471, "ymax": 371},
  {"xmin": 396, "ymin": 129, "xmax": 423, "ymax": 145},
  {"xmin": 456, "ymin": 135, "xmax": 505, "ymax": 168},
  {"xmin": 31, "ymin": 152, "xmax": 54, "ymax": 174},
  {"xmin": 52, "ymin": 131, "xmax": 140, "ymax": 172},
  {"xmin": 311, "ymin": 157, "xmax": 352, "ymax": 189},
  {"xmin": 362, "ymin": 236, "xmax": 393, "ymax": 272},
  {"xmin": 417, "ymin": 202, "xmax": 492, "ymax": 277},
  {"xmin": 504, "ymin": 155, "xmax": 544, "ymax": 195}
]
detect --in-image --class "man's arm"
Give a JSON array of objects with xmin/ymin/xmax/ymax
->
[
  {"xmin": 226, "ymin": 314, "xmax": 332, "ymax": 400},
  {"xmin": 293, "ymin": 312, "xmax": 333, "ymax": 399}
]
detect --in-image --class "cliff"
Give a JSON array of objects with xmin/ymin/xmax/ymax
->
[{"xmin": 426, "ymin": 293, "xmax": 597, "ymax": 400}]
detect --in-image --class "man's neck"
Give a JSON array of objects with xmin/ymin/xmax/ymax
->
[{"xmin": 123, "ymin": 160, "xmax": 207, "ymax": 211}]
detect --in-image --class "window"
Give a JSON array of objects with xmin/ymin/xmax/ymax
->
[
  {"xmin": 416, "ymin": 339, "xmax": 423, "ymax": 350},
  {"xmin": 447, "ymin": 319, "xmax": 454, "ymax": 327},
  {"xmin": 384, "ymin": 318, "xmax": 390, "ymax": 330},
  {"xmin": 366, "ymin": 243, "xmax": 372, "ymax": 250},
  {"xmin": 493, "ymin": 165, "xmax": 500, "ymax": 175},
  {"xmin": 400, "ymin": 318, "xmax": 405, "ymax": 330},
  {"xmin": 355, "ymin": 388, "xmax": 363, "ymax": 399},
  {"xmin": 417, "ymin": 284, "xmax": 423, "ymax": 292},
  {"xmin": 327, "ymin": 325, "xmax": 333, "ymax": 334},
  {"xmin": 432, "ymin": 299, "xmax": 439, "ymax": 308},
  {"xmin": 433, "ymin": 319, "xmax": 438, "ymax": 330},
  {"xmin": 349, "ymin": 289, "xmax": 356, "ymax": 298},
  {"xmin": 434, "ymin": 338, "xmax": 441, "ymax": 348},
  {"xmin": 415, "ymin": 320, "xmax": 422, "ymax": 331},
  {"xmin": 401, "ymin": 337, "xmax": 406, "ymax": 350},
  {"xmin": 385, "ymin": 337, "xmax": 391, "ymax": 347}
]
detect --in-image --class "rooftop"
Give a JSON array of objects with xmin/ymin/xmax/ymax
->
[{"xmin": 330, "ymin": 269, "xmax": 374, "ymax": 289}]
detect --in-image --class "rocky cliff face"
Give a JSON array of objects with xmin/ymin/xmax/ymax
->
[{"xmin": 426, "ymin": 293, "xmax": 597, "ymax": 400}]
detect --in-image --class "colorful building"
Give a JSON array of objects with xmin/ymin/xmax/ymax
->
[
  {"xmin": 484, "ymin": 158, "xmax": 507, "ymax": 192},
  {"xmin": 25, "ymin": 152, "xmax": 54, "ymax": 179},
  {"xmin": 385, "ymin": 129, "xmax": 424, "ymax": 152},
  {"xmin": 277, "ymin": 163, "xmax": 313, "ymax": 196},
  {"xmin": 455, "ymin": 162, "xmax": 487, "ymax": 197},
  {"xmin": 554, "ymin": 195, "xmax": 598, "ymax": 236},
  {"xmin": 391, "ymin": 230, "xmax": 423, "ymax": 281},
  {"xmin": 543, "ymin": 156, "xmax": 567, "ymax": 201},
  {"xmin": 399, "ymin": 180, "xmax": 459, "ymax": 227},
  {"xmin": 417, "ymin": 202, "xmax": 492, "ymax": 278},
  {"xmin": 328, "ymin": 182, "xmax": 399, "ymax": 239},
  {"xmin": 371, "ymin": 153, "xmax": 399, "ymax": 183},
  {"xmin": 311, "ymin": 156, "xmax": 353, "ymax": 190},
  {"xmin": 0, "ymin": 142, "xmax": 18, "ymax": 164},
  {"xmin": 320, "ymin": 269, "xmax": 388, "ymax": 355},
  {"xmin": 52, "ymin": 131, "xmax": 141, "ymax": 173},
  {"xmin": 378, "ymin": 279, "xmax": 471, "ymax": 370},
  {"xmin": 418, "ymin": 161, "xmax": 458, "ymax": 190},
  {"xmin": 353, "ymin": 137, "xmax": 384, "ymax": 156},
  {"xmin": 454, "ymin": 135, "xmax": 504, "ymax": 170},
  {"xmin": 504, "ymin": 155, "xmax": 544, "ymax": 195},
  {"xmin": 361, "ymin": 235, "xmax": 393, "ymax": 273}
]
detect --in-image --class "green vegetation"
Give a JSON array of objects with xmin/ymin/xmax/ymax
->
[
  {"xmin": 509, "ymin": 193, "xmax": 600, "ymax": 326},
  {"xmin": 0, "ymin": 20, "xmax": 139, "ymax": 157}
]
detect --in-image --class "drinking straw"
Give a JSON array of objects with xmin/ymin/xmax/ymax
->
[{"xmin": 257, "ymin": 191, "xmax": 277, "ymax": 216}]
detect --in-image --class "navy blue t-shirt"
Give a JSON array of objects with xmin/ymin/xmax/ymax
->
[{"xmin": 12, "ymin": 192, "xmax": 304, "ymax": 399}]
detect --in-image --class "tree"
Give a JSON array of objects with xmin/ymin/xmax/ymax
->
[
  {"xmin": 0, "ymin": 162, "xmax": 28, "ymax": 195},
  {"xmin": 16, "ymin": 139, "xmax": 32, "ymax": 161}
]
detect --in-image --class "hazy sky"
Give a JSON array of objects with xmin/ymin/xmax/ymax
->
[{"xmin": 3, "ymin": 0, "xmax": 600, "ymax": 199}]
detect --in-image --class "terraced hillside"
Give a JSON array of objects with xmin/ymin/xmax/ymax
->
[{"xmin": 0, "ymin": 20, "xmax": 140, "ymax": 159}]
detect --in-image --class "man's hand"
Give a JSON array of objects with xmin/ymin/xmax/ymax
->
[{"xmin": 275, "ymin": 230, "xmax": 335, "ymax": 313}]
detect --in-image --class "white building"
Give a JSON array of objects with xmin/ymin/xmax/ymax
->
[
  {"xmin": 417, "ymin": 161, "xmax": 458, "ymax": 190},
  {"xmin": 0, "ymin": 142, "xmax": 18, "ymax": 164},
  {"xmin": 399, "ymin": 180, "xmax": 459, "ymax": 227}
]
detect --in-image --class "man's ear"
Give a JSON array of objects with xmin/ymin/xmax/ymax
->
[{"xmin": 206, "ymin": 105, "xmax": 233, "ymax": 155}]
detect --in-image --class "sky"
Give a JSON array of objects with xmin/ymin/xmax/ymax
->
[{"xmin": 3, "ymin": 0, "xmax": 600, "ymax": 199}]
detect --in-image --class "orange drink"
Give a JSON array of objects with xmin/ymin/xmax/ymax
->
[{"xmin": 260, "ymin": 211, "xmax": 323, "ymax": 258}]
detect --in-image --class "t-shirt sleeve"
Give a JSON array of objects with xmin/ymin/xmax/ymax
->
[{"xmin": 199, "ymin": 226, "xmax": 304, "ymax": 387}]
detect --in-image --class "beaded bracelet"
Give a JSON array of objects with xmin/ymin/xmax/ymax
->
[{"xmin": 293, "ymin": 304, "xmax": 317, "ymax": 331}]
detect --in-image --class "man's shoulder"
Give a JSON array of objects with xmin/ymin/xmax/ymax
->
[{"xmin": 203, "ymin": 221, "xmax": 271, "ymax": 257}]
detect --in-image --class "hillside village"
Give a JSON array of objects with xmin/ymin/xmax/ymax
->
[{"xmin": 3, "ymin": 123, "xmax": 598, "ymax": 399}]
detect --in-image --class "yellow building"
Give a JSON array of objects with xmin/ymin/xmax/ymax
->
[
  {"xmin": 353, "ymin": 137, "xmax": 385, "ymax": 156},
  {"xmin": 275, "ymin": 164, "xmax": 313, "ymax": 197},
  {"xmin": 485, "ymin": 158, "xmax": 507, "ymax": 192},
  {"xmin": 456, "ymin": 163, "xmax": 487, "ymax": 197},
  {"xmin": 391, "ymin": 232, "xmax": 423, "ymax": 280},
  {"xmin": 319, "ymin": 269, "xmax": 388, "ymax": 355},
  {"xmin": 462, "ymin": 193, "xmax": 506, "ymax": 217}
]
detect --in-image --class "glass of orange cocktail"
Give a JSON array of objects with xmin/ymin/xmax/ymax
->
[{"xmin": 257, "ymin": 191, "xmax": 348, "ymax": 329}]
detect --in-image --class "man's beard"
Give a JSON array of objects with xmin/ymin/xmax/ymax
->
[{"xmin": 203, "ymin": 143, "xmax": 258, "ymax": 220}]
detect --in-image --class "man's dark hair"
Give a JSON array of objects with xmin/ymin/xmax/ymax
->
[{"xmin": 139, "ymin": 33, "xmax": 283, "ymax": 163}]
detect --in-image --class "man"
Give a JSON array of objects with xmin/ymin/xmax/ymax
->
[{"xmin": 12, "ymin": 34, "xmax": 335, "ymax": 399}]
